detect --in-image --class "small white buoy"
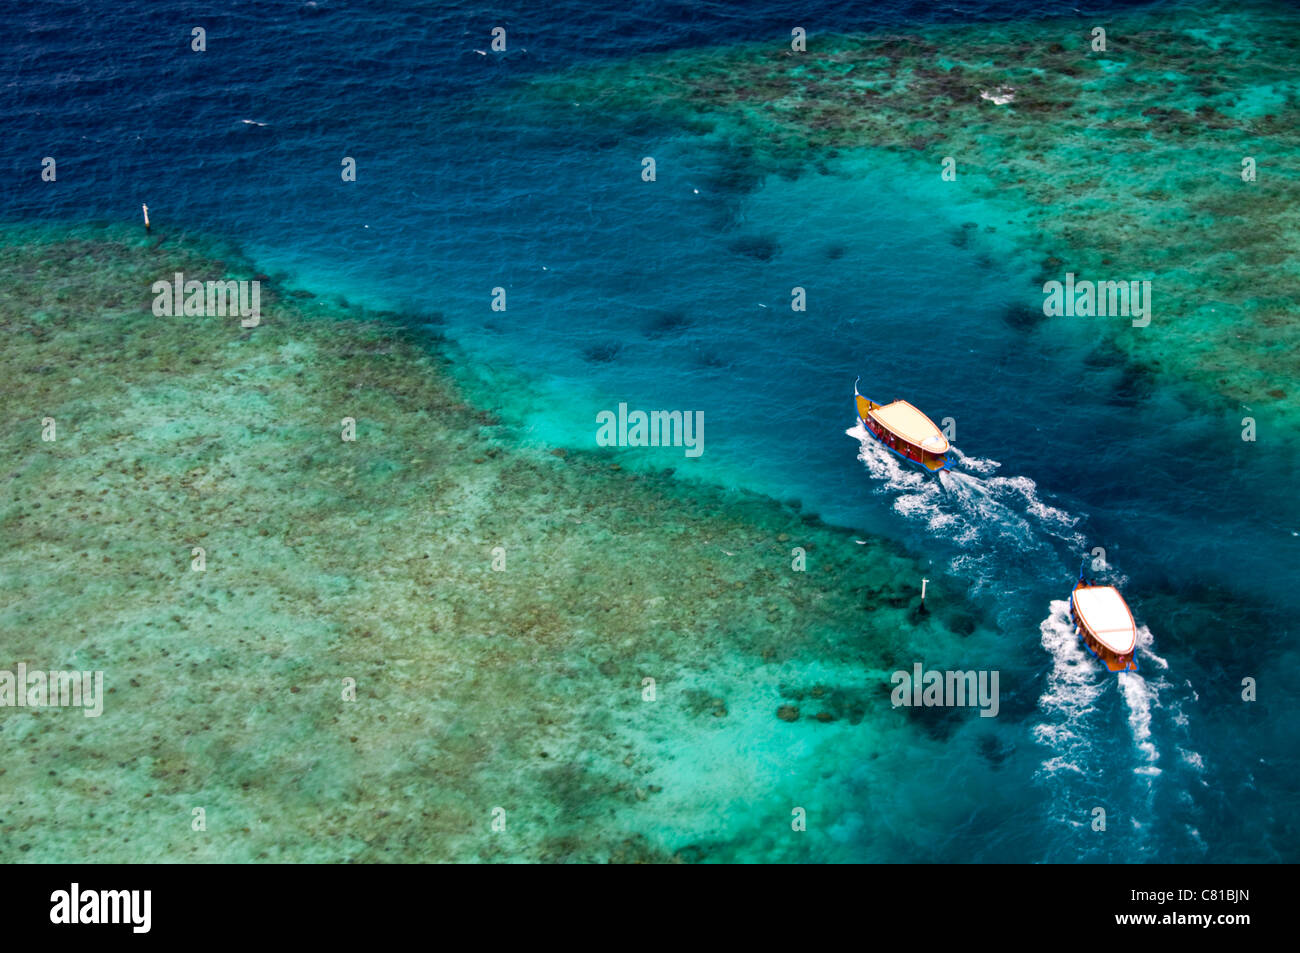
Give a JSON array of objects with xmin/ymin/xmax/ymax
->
[{"xmin": 979, "ymin": 86, "xmax": 1016, "ymax": 105}]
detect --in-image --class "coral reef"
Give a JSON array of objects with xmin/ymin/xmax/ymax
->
[{"xmin": 0, "ymin": 224, "xmax": 982, "ymax": 862}]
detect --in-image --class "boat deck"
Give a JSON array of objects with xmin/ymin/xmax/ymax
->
[{"xmin": 1073, "ymin": 585, "xmax": 1137, "ymax": 654}]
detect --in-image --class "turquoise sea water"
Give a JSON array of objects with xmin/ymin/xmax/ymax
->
[{"xmin": 3, "ymin": 0, "xmax": 1298, "ymax": 861}]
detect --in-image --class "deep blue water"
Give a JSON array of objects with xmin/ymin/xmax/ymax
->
[{"xmin": 4, "ymin": 0, "xmax": 1297, "ymax": 862}]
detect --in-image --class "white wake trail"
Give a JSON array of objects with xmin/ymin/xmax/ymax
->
[
  {"xmin": 1035, "ymin": 600, "xmax": 1169, "ymax": 776},
  {"xmin": 847, "ymin": 424, "xmax": 1087, "ymax": 588},
  {"xmin": 1034, "ymin": 599, "xmax": 1105, "ymax": 776}
]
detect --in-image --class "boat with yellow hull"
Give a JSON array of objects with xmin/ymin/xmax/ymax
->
[
  {"xmin": 854, "ymin": 377, "xmax": 951, "ymax": 472},
  {"xmin": 1069, "ymin": 563, "xmax": 1139, "ymax": 672}
]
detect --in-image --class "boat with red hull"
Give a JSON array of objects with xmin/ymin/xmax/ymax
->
[
  {"xmin": 854, "ymin": 377, "xmax": 951, "ymax": 472},
  {"xmin": 1069, "ymin": 563, "xmax": 1139, "ymax": 672}
]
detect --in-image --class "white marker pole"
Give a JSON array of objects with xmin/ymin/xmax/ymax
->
[{"xmin": 142, "ymin": 203, "xmax": 150, "ymax": 232}]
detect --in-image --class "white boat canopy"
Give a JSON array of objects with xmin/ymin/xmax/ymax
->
[
  {"xmin": 1073, "ymin": 586, "xmax": 1137, "ymax": 654},
  {"xmin": 869, "ymin": 400, "xmax": 949, "ymax": 452}
]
